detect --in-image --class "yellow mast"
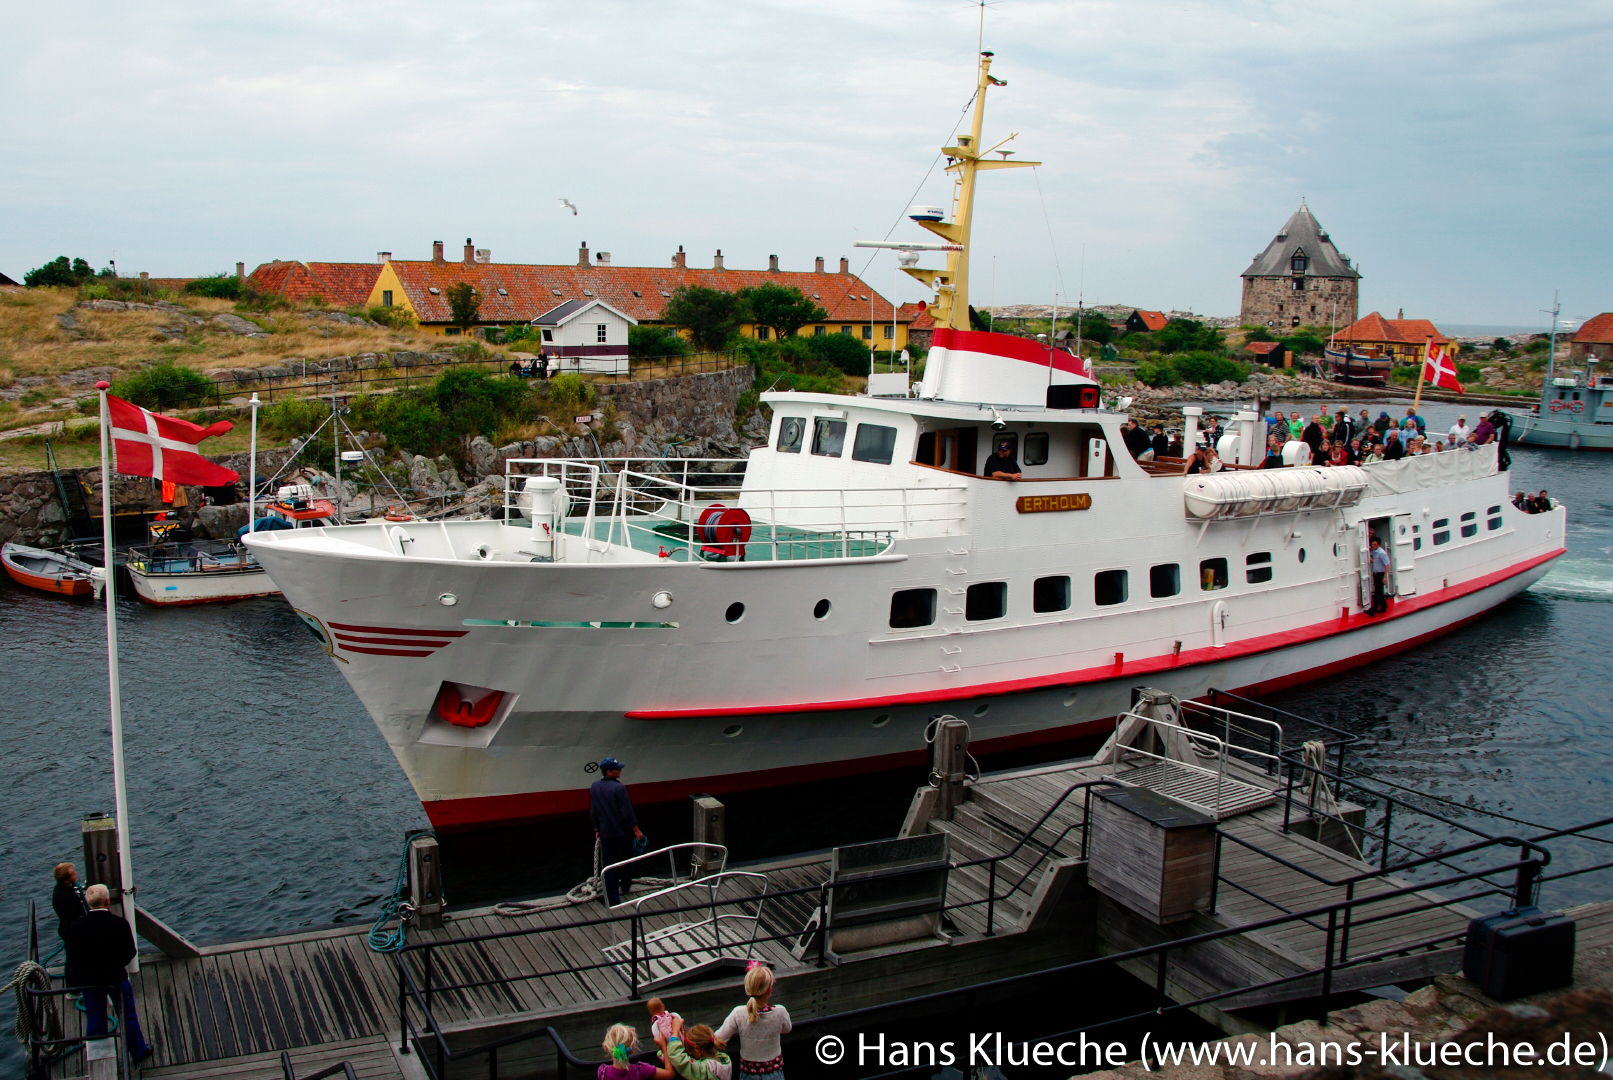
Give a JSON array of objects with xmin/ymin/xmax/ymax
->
[{"xmin": 904, "ymin": 51, "xmax": 1039, "ymax": 331}]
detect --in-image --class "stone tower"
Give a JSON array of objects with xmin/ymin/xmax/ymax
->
[{"xmin": 1240, "ymin": 201, "xmax": 1359, "ymax": 331}]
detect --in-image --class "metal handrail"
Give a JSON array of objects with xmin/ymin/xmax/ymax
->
[
  {"xmin": 280, "ymin": 1051, "xmax": 359, "ymax": 1080},
  {"xmin": 599, "ymin": 843, "xmax": 730, "ymax": 910}
]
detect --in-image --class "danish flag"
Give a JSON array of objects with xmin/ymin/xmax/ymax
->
[
  {"xmin": 1422, "ymin": 341, "xmax": 1464, "ymax": 393},
  {"xmin": 107, "ymin": 395, "xmax": 241, "ymax": 486}
]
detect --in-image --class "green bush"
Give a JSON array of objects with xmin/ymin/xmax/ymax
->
[
  {"xmin": 745, "ymin": 340, "xmax": 852, "ymax": 395},
  {"xmin": 367, "ymin": 305, "xmax": 418, "ymax": 330},
  {"xmin": 184, "ymin": 274, "xmax": 243, "ymax": 300},
  {"xmin": 1242, "ymin": 326, "xmax": 1274, "ymax": 343},
  {"xmin": 111, "ymin": 362, "xmax": 215, "ymax": 409},
  {"xmin": 1133, "ymin": 360, "xmax": 1178, "ymax": 387},
  {"xmin": 547, "ymin": 373, "xmax": 596, "ymax": 412},
  {"xmin": 1457, "ymin": 363, "xmax": 1483, "ymax": 383},
  {"xmin": 1522, "ymin": 337, "xmax": 1550, "ymax": 354},
  {"xmin": 1280, "ymin": 332, "xmax": 1326, "ymax": 357},
  {"xmin": 1153, "ymin": 319, "xmax": 1225, "ymax": 355},
  {"xmin": 628, "ymin": 325, "xmax": 691, "ymax": 358},
  {"xmin": 1172, "ymin": 351, "xmax": 1248, "ymax": 384},
  {"xmin": 799, "ymin": 332, "xmax": 871, "ymax": 376}
]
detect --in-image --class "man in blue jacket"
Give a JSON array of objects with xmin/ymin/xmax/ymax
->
[{"xmin": 590, "ymin": 758, "xmax": 645, "ymax": 906}]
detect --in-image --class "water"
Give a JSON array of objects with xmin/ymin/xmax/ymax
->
[{"xmin": 3, "ymin": 401, "xmax": 1608, "ymax": 1073}]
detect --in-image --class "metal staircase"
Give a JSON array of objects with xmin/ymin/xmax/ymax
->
[{"xmin": 46, "ymin": 441, "xmax": 96, "ymax": 541}]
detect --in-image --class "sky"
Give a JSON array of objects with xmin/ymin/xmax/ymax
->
[{"xmin": 1, "ymin": 0, "xmax": 1609, "ymax": 328}]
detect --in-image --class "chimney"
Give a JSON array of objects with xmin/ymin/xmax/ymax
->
[
  {"xmin": 768, "ymin": 254, "xmax": 779, "ymax": 272},
  {"xmin": 432, "ymin": 240, "xmax": 445, "ymax": 266},
  {"xmin": 839, "ymin": 257, "xmax": 849, "ymax": 274},
  {"xmin": 713, "ymin": 249, "xmax": 724, "ymax": 271},
  {"xmin": 578, "ymin": 241, "xmax": 590, "ymax": 267},
  {"xmin": 463, "ymin": 238, "xmax": 475, "ymax": 265},
  {"xmin": 596, "ymin": 251, "xmax": 611, "ymax": 265},
  {"xmin": 673, "ymin": 245, "xmax": 687, "ymax": 270},
  {"xmin": 815, "ymin": 256, "xmax": 825, "ymax": 273},
  {"xmin": 376, "ymin": 251, "xmax": 391, "ymax": 264},
  {"xmin": 1397, "ymin": 308, "xmax": 1404, "ymax": 320},
  {"xmin": 235, "ymin": 261, "xmax": 244, "ymax": 280}
]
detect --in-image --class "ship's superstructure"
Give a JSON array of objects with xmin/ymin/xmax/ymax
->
[{"xmin": 244, "ymin": 54, "xmax": 1565, "ymax": 828}]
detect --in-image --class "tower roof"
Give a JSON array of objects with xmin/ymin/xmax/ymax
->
[{"xmin": 1241, "ymin": 202, "xmax": 1359, "ymax": 280}]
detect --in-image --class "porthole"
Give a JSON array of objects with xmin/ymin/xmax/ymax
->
[
  {"xmin": 1063, "ymin": 692, "xmax": 1078, "ymax": 707},
  {"xmin": 725, "ymin": 602, "xmax": 745, "ymax": 623},
  {"xmin": 872, "ymin": 714, "xmax": 891, "ymax": 728},
  {"xmin": 1298, "ymin": 548, "xmax": 1306, "ymax": 563},
  {"xmin": 438, "ymin": 592, "xmax": 458, "ymax": 606},
  {"xmin": 723, "ymin": 724, "xmax": 743, "ymax": 737},
  {"xmin": 973, "ymin": 703, "xmax": 990, "ymax": 717},
  {"xmin": 814, "ymin": 598, "xmax": 831, "ymax": 620}
]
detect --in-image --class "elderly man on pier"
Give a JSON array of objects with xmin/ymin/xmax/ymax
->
[{"xmin": 64, "ymin": 883, "xmax": 153, "ymax": 1062}]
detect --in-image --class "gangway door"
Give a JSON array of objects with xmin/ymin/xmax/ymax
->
[
  {"xmin": 1354, "ymin": 521, "xmax": 1373, "ymax": 610},
  {"xmin": 1391, "ymin": 513, "xmax": 1417, "ymax": 596}
]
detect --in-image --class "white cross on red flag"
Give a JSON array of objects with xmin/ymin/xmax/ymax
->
[
  {"xmin": 1422, "ymin": 342, "xmax": 1464, "ymax": 393},
  {"xmin": 107, "ymin": 395, "xmax": 241, "ymax": 486}
]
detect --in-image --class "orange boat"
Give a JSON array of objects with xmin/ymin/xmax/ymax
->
[{"xmin": 1, "ymin": 541, "xmax": 97, "ymax": 597}]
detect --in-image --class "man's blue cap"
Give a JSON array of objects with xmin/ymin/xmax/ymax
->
[{"xmin": 601, "ymin": 757, "xmax": 625, "ymax": 771}]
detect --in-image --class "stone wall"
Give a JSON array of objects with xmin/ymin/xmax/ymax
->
[
  {"xmin": 596, "ymin": 364, "xmax": 757, "ymax": 453},
  {"xmin": 1241, "ymin": 274, "xmax": 1358, "ymax": 330}
]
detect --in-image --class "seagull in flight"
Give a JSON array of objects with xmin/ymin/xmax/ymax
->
[{"xmin": 559, "ymin": 198, "xmax": 578, "ymax": 216}]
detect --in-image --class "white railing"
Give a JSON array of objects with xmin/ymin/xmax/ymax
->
[
  {"xmin": 1104, "ymin": 712, "xmax": 1283, "ymax": 819},
  {"xmin": 1178, "ymin": 700, "xmax": 1286, "ymax": 773}
]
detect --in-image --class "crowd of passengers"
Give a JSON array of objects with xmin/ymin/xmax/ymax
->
[{"xmin": 1117, "ymin": 406, "xmax": 1509, "ymax": 475}]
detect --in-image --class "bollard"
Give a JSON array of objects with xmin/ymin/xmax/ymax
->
[
  {"xmin": 690, "ymin": 795, "xmax": 725, "ymax": 878},
  {"xmin": 408, "ymin": 836, "xmax": 444, "ymax": 930},
  {"xmin": 81, "ymin": 813, "xmax": 121, "ymax": 901},
  {"xmin": 932, "ymin": 717, "xmax": 971, "ymax": 821}
]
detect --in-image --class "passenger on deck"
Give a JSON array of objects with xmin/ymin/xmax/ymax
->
[
  {"xmin": 1328, "ymin": 440, "xmax": 1349, "ymax": 467},
  {"xmin": 1122, "ymin": 419, "xmax": 1153, "ymax": 461},
  {"xmin": 1470, "ymin": 415, "xmax": 1496, "ymax": 446},
  {"xmin": 1368, "ymin": 536, "xmax": 1391, "ymax": 616},
  {"xmin": 1167, "ymin": 430, "xmax": 1184, "ymax": 458},
  {"xmin": 1312, "ymin": 438, "xmax": 1331, "ymax": 467},
  {"xmin": 1288, "ymin": 411, "xmax": 1305, "ymax": 441},
  {"xmin": 982, "ymin": 438, "xmax": 1022, "ymax": 480},
  {"xmin": 1383, "ymin": 430, "xmax": 1405, "ymax": 460},
  {"xmin": 1532, "ymin": 490, "xmax": 1553, "ymax": 513},
  {"xmin": 1302, "ymin": 415, "xmax": 1326, "ymax": 455},
  {"xmin": 1186, "ymin": 445, "xmax": 1221, "ymax": 474},
  {"xmin": 1514, "ymin": 490, "xmax": 1531, "ymax": 511},
  {"xmin": 1150, "ymin": 424, "xmax": 1170, "ymax": 459},
  {"xmin": 1375, "ymin": 411, "xmax": 1392, "ymax": 435},
  {"xmin": 1260, "ymin": 435, "xmax": 1285, "ymax": 469}
]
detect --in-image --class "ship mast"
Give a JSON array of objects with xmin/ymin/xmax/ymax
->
[{"xmin": 903, "ymin": 52, "xmax": 1039, "ymax": 331}]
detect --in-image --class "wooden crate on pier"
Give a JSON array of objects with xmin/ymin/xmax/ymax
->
[{"xmin": 1088, "ymin": 787, "xmax": 1215, "ymax": 925}]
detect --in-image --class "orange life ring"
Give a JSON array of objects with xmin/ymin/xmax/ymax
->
[{"xmin": 385, "ymin": 506, "xmax": 412, "ymax": 522}]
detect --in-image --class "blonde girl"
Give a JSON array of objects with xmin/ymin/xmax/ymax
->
[{"xmin": 714, "ymin": 965, "xmax": 791, "ymax": 1079}]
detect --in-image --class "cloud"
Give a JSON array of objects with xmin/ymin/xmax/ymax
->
[{"xmin": 0, "ymin": 0, "xmax": 1606, "ymax": 324}]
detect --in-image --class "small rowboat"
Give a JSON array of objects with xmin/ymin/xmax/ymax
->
[{"xmin": 1, "ymin": 542, "xmax": 98, "ymax": 597}]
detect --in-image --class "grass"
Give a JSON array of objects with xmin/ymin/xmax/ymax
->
[{"xmin": 0, "ymin": 417, "xmax": 257, "ymax": 472}]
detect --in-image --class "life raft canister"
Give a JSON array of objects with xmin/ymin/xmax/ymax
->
[
  {"xmin": 435, "ymin": 684, "xmax": 506, "ymax": 728},
  {"xmin": 695, "ymin": 503, "xmax": 752, "ymax": 560}
]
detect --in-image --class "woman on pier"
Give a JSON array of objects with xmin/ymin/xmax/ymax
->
[{"xmin": 714, "ymin": 966, "xmax": 792, "ymax": 1080}]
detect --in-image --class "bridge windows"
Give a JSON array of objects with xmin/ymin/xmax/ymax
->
[
  {"xmin": 852, "ymin": 423, "xmax": 897, "ymax": 464},
  {"xmin": 1150, "ymin": 564, "xmax": 1180, "ymax": 599},
  {"xmin": 1199, "ymin": 558, "xmax": 1228, "ymax": 591},
  {"xmin": 889, "ymin": 588, "xmax": 936, "ymax": 629},
  {"xmin": 1094, "ymin": 569, "xmax": 1129, "ymax": 607},
  {"xmin": 966, "ymin": 581, "xmax": 1007, "ymax": 621},
  {"xmin": 812, "ymin": 417, "xmax": 847, "ymax": 457},
  {"xmin": 776, "ymin": 416, "xmax": 806, "ymax": 453},
  {"xmin": 1023, "ymin": 432, "xmax": 1049, "ymax": 466},
  {"xmin": 1246, "ymin": 551, "xmax": 1273, "ymax": 584},
  {"xmin": 1033, "ymin": 575, "xmax": 1070, "ymax": 613}
]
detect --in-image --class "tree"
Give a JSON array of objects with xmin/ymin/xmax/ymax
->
[
  {"xmin": 1077, "ymin": 312, "xmax": 1115, "ymax": 345},
  {"xmin": 735, "ymin": 283, "xmax": 827, "ymax": 342},
  {"xmin": 24, "ymin": 256, "xmax": 95, "ymax": 288},
  {"xmin": 628, "ymin": 325, "xmax": 690, "ymax": 358},
  {"xmin": 663, "ymin": 285, "xmax": 742, "ymax": 350},
  {"xmin": 446, "ymin": 282, "xmax": 481, "ymax": 332}
]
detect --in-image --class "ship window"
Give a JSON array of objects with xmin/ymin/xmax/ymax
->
[
  {"xmin": 1488, "ymin": 514, "xmax": 1503, "ymax": 531},
  {"xmin": 1033, "ymin": 575, "xmax": 1070, "ymax": 613},
  {"xmin": 1433, "ymin": 518, "xmax": 1450, "ymax": 546},
  {"xmin": 1023, "ymin": 432, "xmax": 1049, "ymax": 466},
  {"xmin": 1488, "ymin": 505, "xmax": 1504, "ymax": 531},
  {"xmin": 1150, "ymin": 564, "xmax": 1180, "ymax": 598},
  {"xmin": 851, "ymin": 423, "xmax": 897, "ymax": 464},
  {"xmin": 812, "ymin": 418, "xmax": 847, "ymax": 457},
  {"xmin": 890, "ymin": 588, "xmax": 936, "ymax": 629},
  {"xmin": 966, "ymin": 581, "xmax": 1007, "ymax": 621},
  {"xmin": 1245, "ymin": 551, "xmax": 1274, "ymax": 584},
  {"xmin": 1199, "ymin": 558, "xmax": 1228, "ymax": 591},
  {"xmin": 1460, "ymin": 511, "xmax": 1478, "ymax": 538},
  {"xmin": 1094, "ymin": 569, "xmax": 1129, "ymax": 607},
  {"xmin": 776, "ymin": 417, "xmax": 806, "ymax": 453}
]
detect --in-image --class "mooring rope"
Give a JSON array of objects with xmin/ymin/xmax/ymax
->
[
  {"xmin": 492, "ymin": 837, "xmax": 675, "ymax": 918},
  {"xmin": 3, "ymin": 961, "xmax": 57, "ymax": 1047},
  {"xmin": 367, "ymin": 829, "xmax": 436, "ymax": 953}
]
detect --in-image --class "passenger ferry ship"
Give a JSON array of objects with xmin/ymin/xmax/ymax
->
[{"xmin": 245, "ymin": 54, "xmax": 1565, "ymax": 829}]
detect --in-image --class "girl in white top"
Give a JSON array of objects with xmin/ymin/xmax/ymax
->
[{"xmin": 714, "ymin": 965, "xmax": 791, "ymax": 1079}]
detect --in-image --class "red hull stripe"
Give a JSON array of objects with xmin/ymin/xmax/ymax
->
[
  {"xmin": 334, "ymin": 633, "xmax": 455, "ymax": 648},
  {"xmin": 931, "ymin": 327, "xmax": 1088, "ymax": 376},
  {"xmin": 341, "ymin": 645, "xmax": 438, "ymax": 657},
  {"xmin": 420, "ymin": 714, "xmax": 1117, "ymax": 829},
  {"xmin": 328, "ymin": 622, "xmax": 468, "ymax": 637},
  {"xmin": 626, "ymin": 548, "xmax": 1564, "ymax": 719}
]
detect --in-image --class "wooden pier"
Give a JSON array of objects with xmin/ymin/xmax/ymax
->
[{"xmin": 31, "ymin": 701, "xmax": 1613, "ymax": 1079}]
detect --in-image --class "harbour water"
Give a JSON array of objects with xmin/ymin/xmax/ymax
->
[{"xmin": 3, "ymin": 398, "xmax": 1608, "ymax": 1072}]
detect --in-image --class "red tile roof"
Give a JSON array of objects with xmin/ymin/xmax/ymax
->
[
  {"xmin": 246, "ymin": 261, "xmax": 383, "ymax": 308},
  {"xmin": 386, "ymin": 260, "xmax": 904, "ymax": 326},
  {"xmin": 1244, "ymin": 340, "xmax": 1283, "ymax": 356},
  {"xmin": 1332, "ymin": 311, "xmax": 1450, "ymax": 346},
  {"xmin": 1131, "ymin": 309, "xmax": 1168, "ymax": 332},
  {"xmin": 897, "ymin": 301, "xmax": 935, "ymax": 330},
  {"xmin": 1573, "ymin": 313, "xmax": 1613, "ymax": 345}
]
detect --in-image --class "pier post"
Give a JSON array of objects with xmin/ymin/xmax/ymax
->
[
  {"xmin": 932, "ymin": 717, "xmax": 971, "ymax": 821},
  {"xmin": 81, "ymin": 814, "xmax": 121, "ymax": 900},
  {"xmin": 408, "ymin": 836, "xmax": 444, "ymax": 931},
  {"xmin": 690, "ymin": 795, "xmax": 725, "ymax": 878}
]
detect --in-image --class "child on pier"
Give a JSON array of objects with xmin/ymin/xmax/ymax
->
[
  {"xmin": 599, "ymin": 1024, "xmax": 673, "ymax": 1080},
  {"xmin": 714, "ymin": 966, "xmax": 791, "ymax": 1080}
]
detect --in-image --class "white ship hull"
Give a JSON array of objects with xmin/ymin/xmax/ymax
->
[{"xmin": 247, "ymin": 426, "xmax": 1562, "ymax": 830}]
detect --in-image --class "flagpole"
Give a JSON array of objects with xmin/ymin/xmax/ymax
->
[
  {"xmin": 95, "ymin": 381, "xmax": 138, "ymax": 969},
  {"xmin": 1412, "ymin": 337, "xmax": 1431, "ymax": 413},
  {"xmin": 247, "ymin": 393, "xmax": 260, "ymax": 536}
]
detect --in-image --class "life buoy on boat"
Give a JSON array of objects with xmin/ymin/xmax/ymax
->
[
  {"xmin": 385, "ymin": 507, "xmax": 412, "ymax": 522},
  {"xmin": 435, "ymin": 684, "xmax": 506, "ymax": 728},
  {"xmin": 695, "ymin": 504, "xmax": 752, "ymax": 559}
]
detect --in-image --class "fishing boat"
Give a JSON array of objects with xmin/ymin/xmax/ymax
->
[
  {"xmin": 245, "ymin": 52, "xmax": 1566, "ymax": 830},
  {"xmin": 1324, "ymin": 346, "xmax": 1392, "ymax": 384},
  {"xmin": 1, "ymin": 542, "xmax": 97, "ymax": 597}
]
